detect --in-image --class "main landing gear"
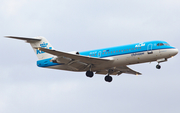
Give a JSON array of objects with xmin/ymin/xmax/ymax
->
[
  {"xmin": 85, "ymin": 71, "xmax": 113, "ymax": 82},
  {"xmin": 105, "ymin": 74, "xmax": 113, "ymax": 82},
  {"xmin": 86, "ymin": 70, "xmax": 94, "ymax": 78}
]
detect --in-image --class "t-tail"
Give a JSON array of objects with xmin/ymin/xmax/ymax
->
[{"xmin": 5, "ymin": 36, "xmax": 55, "ymax": 60}]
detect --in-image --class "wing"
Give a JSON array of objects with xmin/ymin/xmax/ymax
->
[
  {"xmin": 96, "ymin": 66, "xmax": 142, "ymax": 75},
  {"xmin": 35, "ymin": 47, "xmax": 111, "ymax": 65}
]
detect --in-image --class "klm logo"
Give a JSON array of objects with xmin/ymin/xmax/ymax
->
[
  {"xmin": 36, "ymin": 42, "xmax": 52, "ymax": 54},
  {"xmin": 40, "ymin": 42, "xmax": 48, "ymax": 47}
]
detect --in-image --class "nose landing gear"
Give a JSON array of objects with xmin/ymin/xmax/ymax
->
[
  {"xmin": 156, "ymin": 64, "xmax": 161, "ymax": 69},
  {"xmin": 156, "ymin": 58, "xmax": 167, "ymax": 69}
]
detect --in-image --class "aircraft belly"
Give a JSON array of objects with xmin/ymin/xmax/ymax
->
[{"xmin": 111, "ymin": 50, "xmax": 161, "ymax": 66}]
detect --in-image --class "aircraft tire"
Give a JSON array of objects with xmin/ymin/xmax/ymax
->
[
  {"xmin": 105, "ymin": 75, "xmax": 113, "ymax": 82},
  {"xmin": 156, "ymin": 65, "xmax": 161, "ymax": 69},
  {"xmin": 86, "ymin": 70, "xmax": 94, "ymax": 78}
]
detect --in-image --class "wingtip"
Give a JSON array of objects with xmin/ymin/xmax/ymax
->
[
  {"xmin": 4, "ymin": 36, "xmax": 12, "ymax": 38},
  {"xmin": 136, "ymin": 73, "xmax": 142, "ymax": 75}
]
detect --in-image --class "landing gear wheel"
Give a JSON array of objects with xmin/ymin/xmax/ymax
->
[
  {"xmin": 156, "ymin": 65, "xmax": 161, "ymax": 69},
  {"xmin": 86, "ymin": 70, "xmax": 94, "ymax": 78},
  {"xmin": 105, "ymin": 75, "xmax": 113, "ymax": 82}
]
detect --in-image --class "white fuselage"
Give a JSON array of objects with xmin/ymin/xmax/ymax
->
[{"xmin": 46, "ymin": 48, "xmax": 178, "ymax": 72}]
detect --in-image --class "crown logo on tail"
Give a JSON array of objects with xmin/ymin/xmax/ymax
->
[{"xmin": 40, "ymin": 42, "xmax": 48, "ymax": 48}]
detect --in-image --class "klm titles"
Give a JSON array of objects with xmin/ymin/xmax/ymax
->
[{"xmin": 36, "ymin": 42, "xmax": 52, "ymax": 54}]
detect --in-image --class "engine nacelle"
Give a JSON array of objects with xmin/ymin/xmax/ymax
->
[
  {"xmin": 51, "ymin": 56, "xmax": 72, "ymax": 64},
  {"xmin": 51, "ymin": 56, "xmax": 59, "ymax": 63}
]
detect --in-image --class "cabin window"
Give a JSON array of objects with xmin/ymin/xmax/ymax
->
[
  {"xmin": 137, "ymin": 48, "xmax": 138, "ymax": 49},
  {"xmin": 124, "ymin": 49, "xmax": 126, "ymax": 51},
  {"xmin": 134, "ymin": 48, "xmax": 136, "ymax": 50},
  {"xmin": 127, "ymin": 49, "xmax": 128, "ymax": 51},
  {"xmin": 129, "ymin": 49, "xmax": 131, "ymax": 51},
  {"xmin": 103, "ymin": 53, "xmax": 104, "ymax": 55},
  {"xmin": 132, "ymin": 48, "xmax": 133, "ymax": 50},
  {"xmin": 113, "ymin": 51, "xmax": 115, "ymax": 53},
  {"xmin": 122, "ymin": 50, "xmax": 123, "ymax": 52},
  {"xmin": 108, "ymin": 52, "xmax": 110, "ymax": 54},
  {"xmin": 111, "ymin": 51, "xmax": 112, "ymax": 53},
  {"xmin": 106, "ymin": 52, "xmax": 107, "ymax": 54}
]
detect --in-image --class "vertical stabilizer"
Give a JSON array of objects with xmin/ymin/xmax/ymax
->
[
  {"xmin": 5, "ymin": 36, "xmax": 55, "ymax": 60},
  {"xmin": 29, "ymin": 36, "xmax": 55, "ymax": 60}
]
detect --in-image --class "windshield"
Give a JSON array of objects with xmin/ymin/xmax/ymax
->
[{"xmin": 157, "ymin": 43, "xmax": 170, "ymax": 46}]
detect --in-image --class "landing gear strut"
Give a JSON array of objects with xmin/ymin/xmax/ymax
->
[
  {"xmin": 156, "ymin": 64, "xmax": 161, "ymax": 69},
  {"xmin": 104, "ymin": 74, "xmax": 113, "ymax": 82},
  {"xmin": 86, "ymin": 70, "xmax": 94, "ymax": 78}
]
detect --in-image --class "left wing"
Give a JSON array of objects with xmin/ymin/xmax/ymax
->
[
  {"xmin": 96, "ymin": 66, "xmax": 142, "ymax": 75},
  {"xmin": 35, "ymin": 47, "xmax": 112, "ymax": 65}
]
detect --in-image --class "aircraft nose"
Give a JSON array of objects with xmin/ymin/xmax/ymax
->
[{"xmin": 172, "ymin": 48, "xmax": 178, "ymax": 56}]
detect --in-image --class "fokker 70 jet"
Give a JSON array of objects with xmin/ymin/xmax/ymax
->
[{"xmin": 5, "ymin": 36, "xmax": 178, "ymax": 82}]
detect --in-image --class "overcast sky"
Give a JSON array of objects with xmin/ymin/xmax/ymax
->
[{"xmin": 0, "ymin": 0, "xmax": 180, "ymax": 113}]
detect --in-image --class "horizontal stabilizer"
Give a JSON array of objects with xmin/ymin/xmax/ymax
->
[{"xmin": 5, "ymin": 36, "xmax": 41, "ymax": 42}]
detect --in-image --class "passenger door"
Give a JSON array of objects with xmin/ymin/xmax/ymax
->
[{"xmin": 147, "ymin": 44, "xmax": 153, "ymax": 54}]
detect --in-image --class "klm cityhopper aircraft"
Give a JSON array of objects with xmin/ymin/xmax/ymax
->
[{"xmin": 6, "ymin": 36, "xmax": 178, "ymax": 82}]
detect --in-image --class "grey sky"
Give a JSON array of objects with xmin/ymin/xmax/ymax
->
[{"xmin": 0, "ymin": 0, "xmax": 180, "ymax": 113}]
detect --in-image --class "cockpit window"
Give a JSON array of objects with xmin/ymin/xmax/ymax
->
[
  {"xmin": 157, "ymin": 43, "xmax": 164, "ymax": 46},
  {"xmin": 160, "ymin": 43, "xmax": 164, "ymax": 46},
  {"xmin": 164, "ymin": 43, "xmax": 170, "ymax": 46},
  {"xmin": 157, "ymin": 43, "xmax": 170, "ymax": 46}
]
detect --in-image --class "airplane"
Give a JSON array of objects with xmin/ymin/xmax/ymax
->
[{"xmin": 5, "ymin": 36, "xmax": 178, "ymax": 82}]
